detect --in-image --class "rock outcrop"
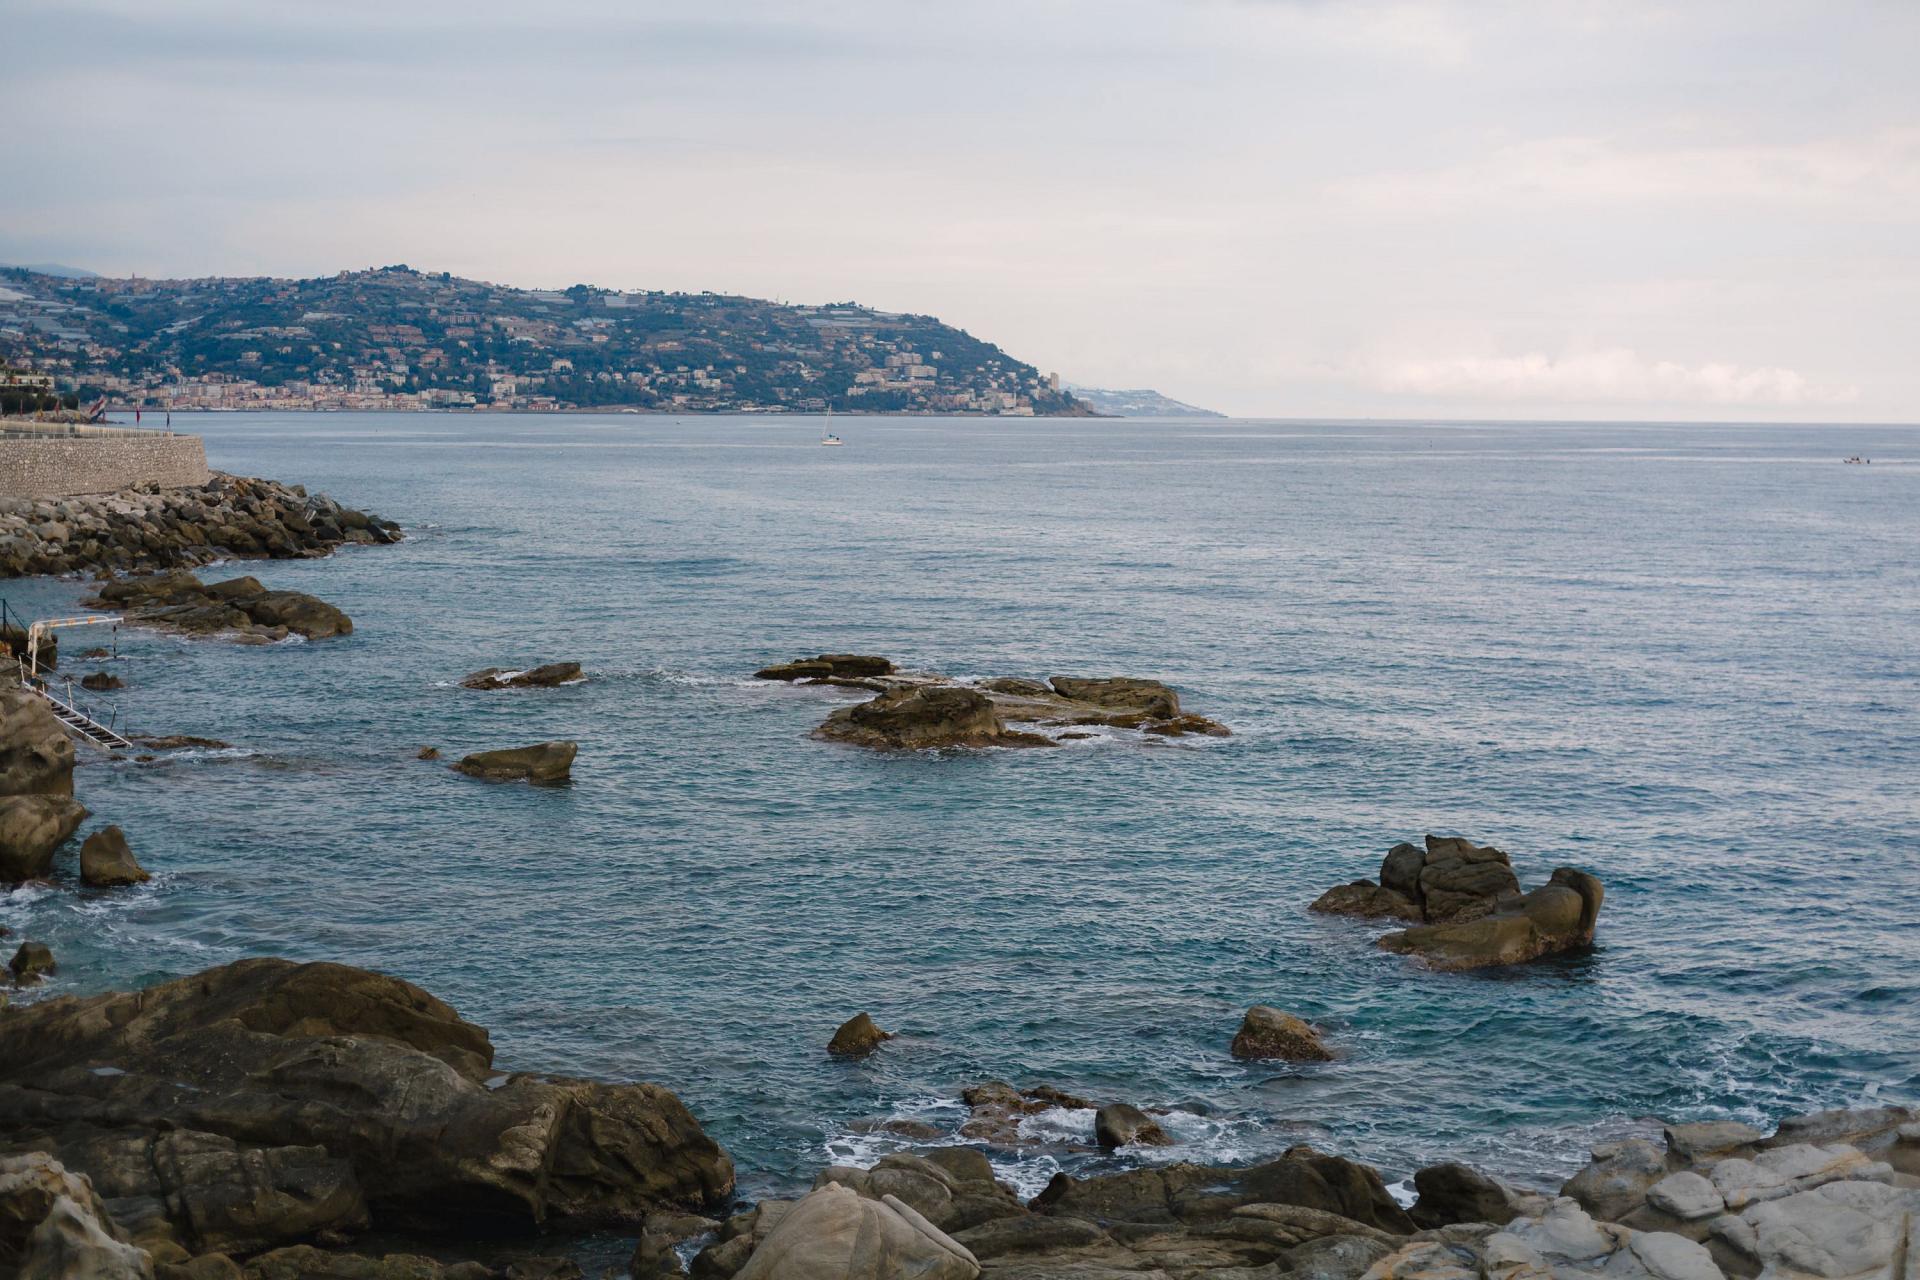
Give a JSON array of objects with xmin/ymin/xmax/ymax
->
[
  {"xmin": 0, "ymin": 688, "xmax": 77, "ymax": 797},
  {"xmin": 1230, "ymin": 1005, "xmax": 1333, "ymax": 1061},
  {"xmin": 958, "ymin": 1083, "xmax": 1096, "ymax": 1146},
  {"xmin": 0, "ymin": 1151, "xmax": 153, "ymax": 1280},
  {"xmin": 8, "ymin": 941, "xmax": 55, "ymax": 984},
  {"xmin": 88, "ymin": 573, "xmax": 352, "ymax": 642},
  {"xmin": 0, "ymin": 958, "xmax": 735, "ymax": 1263},
  {"xmin": 0, "ymin": 796, "xmax": 89, "ymax": 884},
  {"xmin": 0, "ymin": 475, "xmax": 399, "ymax": 580},
  {"xmin": 458, "ymin": 663, "xmax": 583, "ymax": 691},
  {"xmin": 451, "ymin": 741, "xmax": 577, "ymax": 784},
  {"xmin": 1312, "ymin": 835, "xmax": 1603, "ymax": 970},
  {"xmin": 816, "ymin": 687, "xmax": 1053, "ymax": 751},
  {"xmin": 732, "ymin": 1183, "xmax": 980, "ymax": 1280},
  {"xmin": 763, "ymin": 656, "xmax": 1231, "ymax": 749},
  {"xmin": 79, "ymin": 826, "xmax": 150, "ymax": 887},
  {"xmin": 826, "ymin": 1013, "xmax": 892, "ymax": 1057}
]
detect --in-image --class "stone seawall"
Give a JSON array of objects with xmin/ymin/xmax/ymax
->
[{"xmin": 0, "ymin": 434, "xmax": 211, "ymax": 497}]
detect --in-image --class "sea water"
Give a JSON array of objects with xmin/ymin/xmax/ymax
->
[{"xmin": 3, "ymin": 413, "xmax": 1916, "ymax": 1209}]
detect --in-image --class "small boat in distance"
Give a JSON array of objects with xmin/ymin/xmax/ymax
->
[{"xmin": 821, "ymin": 407, "xmax": 844, "ymax": 446}]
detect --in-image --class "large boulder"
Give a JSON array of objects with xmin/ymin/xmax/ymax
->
[
  {"xmin": 1093, "ymin": 1104, "xmax": 1170, "ymax": 1151},
  {"xmin": 0, "ymin": 796, "xmax": 88, "ymax": 883},
  {"xmin": 451, "ymin": 742, "xmax": 576, "ymax": 784},
  {"xmin": 1409, "ymin": 1162, "xmax": 1523, "ymax": 1228},
  {"xmin": 826, "ymin": 1013, "xmax": 891, "ymax": 1057},
  {"xmin": 0, "ymin": 1151, "xmax": 152, "ymax": 1280},
  {"xmin": 1378, "ymin": 867, "xmax": 1603, "ymax": 971},
  {"xmin": 87, "ymin": 574, "xmax": 352, "ymax": 642},
  {"xmin": 1034, "ymin": 1147, "xmax": 1415, "ymax": 1235},
  {"xmin": 0, "ymin": 689, "xmax": 76, "ymax": 798},
  {"xmin": 812, "ymin": 1152, "xmax": 1023, "ymax": 1235},
  {"xmin": 815, "ymin": 687, "xmax": 1051, "ymax": 751},
  {"xmin": 9, "ymin": 941, "xmax": 57, "ymax": 984},
  {"xmin": 1415, "ymin": 836, "xmax": 1522, "ymax": 922},
  {"xmin": 732, "ymin": 1183, "xmax": 978, "ymax": 1280},
  {"xmin": 1046, "ymin": 677, "xmax": 1181, "ymax": 720},
  {"xmin": 1231, "ymin": 1006, "xmax": 1333, "ymax": 1061},
  {"xmin": 80, "ymin": 826, "xmax": 151, "ymax": 888},
  {"xmin": 0, "ymin": 959, "xmax": 734, "ymax": 1238}
]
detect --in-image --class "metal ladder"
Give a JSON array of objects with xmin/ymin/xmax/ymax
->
[{"xmin": 24, "ymin": 677, "xmax": 135, "ymax": 752}]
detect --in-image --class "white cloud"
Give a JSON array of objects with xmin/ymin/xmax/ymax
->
[{"xmin": 1378, "ymin": 349, "xmax": 1859, "ymax": 407}]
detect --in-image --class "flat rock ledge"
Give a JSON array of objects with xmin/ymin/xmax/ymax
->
[
  {"xmin": 87, "ymin": 571, "xmax": 352, "ymax": 642},
  {"xmin": 754, "ymin": 655, "xmax": 1230, "ymax": 749},
  {"xmin": 0, "ymin": 473, "xmax": 400, "ymax": 580},
  {"xmin": 459, "ymin": 661, "xmax": 583, "ymax": 690},
  {"xmin": 1311, "ymin": 834, "xmax": 1605, "ymax": 970},
  {"xmin": 0, "ymin": 957, "xmax": 734, "ymax": 1279},
  {"xmin": 452, "ymin": 740, "xmax": 577, "ymax": 784}
]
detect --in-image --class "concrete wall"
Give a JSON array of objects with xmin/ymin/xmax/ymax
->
[{"xmin": 0, "ymin": 434, "xmax": 211, "ymax": 497}]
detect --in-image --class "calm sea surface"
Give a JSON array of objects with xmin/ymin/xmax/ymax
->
[{"xmin": 4, "ymin": 413, "xmax": 1917, "ymax": 1213}]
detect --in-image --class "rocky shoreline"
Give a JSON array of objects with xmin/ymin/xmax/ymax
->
[{"xmin": 0, "ymin": 472, "xmax": 400, "ymax": 580}]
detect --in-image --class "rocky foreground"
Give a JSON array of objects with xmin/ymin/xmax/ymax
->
[
  {"xmin": 0, "ymin": 474, "xmax": 400, "ymax": 580},
  {"xmin": 754, "ymin": 655, "xmax": 1230, "ymax": 748}
]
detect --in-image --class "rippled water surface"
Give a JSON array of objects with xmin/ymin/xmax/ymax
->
[{"xmin": 5, "ymin": 413, "xmax": 1917, "ymax": 1207}]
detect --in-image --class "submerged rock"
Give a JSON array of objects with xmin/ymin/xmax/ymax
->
[
  {"xmin": 0, "ymin": 958, "xmax": 735, "ymax": 1251},
  {"xmin": 459, "ymin": 662, "xmax": 583, "ymax": 690},
  {"xmin": 80, "ymin": 825, "xmax": 150, "ymax": 887},
  {"xmin": 1230, "ymin": 1005, "xmax": 1333, "ymax": 1061},
  {"xmin": 826, "ymin": 1013, "xmax": 892, "ymax": 1057},
  {"xmin": 452, "ymin": 741, "xmax": 576, "ymax": 784}
]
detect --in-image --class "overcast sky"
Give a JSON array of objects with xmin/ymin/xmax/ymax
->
[{"xmin": 4, "ymin": 0, "xmax": 1915, "ymax": 420}]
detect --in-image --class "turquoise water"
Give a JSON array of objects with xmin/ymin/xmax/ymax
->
[{"xmin": 3, "ymin": 413, "xmax": 1917, "ymax": 1210}]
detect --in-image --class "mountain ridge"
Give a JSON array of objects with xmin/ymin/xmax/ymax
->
[{"xmin": 0, "ymin": 264, "xmax": 1092, "ymax": 416}]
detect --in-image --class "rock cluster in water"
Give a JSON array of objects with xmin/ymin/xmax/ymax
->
[
  {"xmin": 754, "ymin": 654, "xmax": 1230, "ymax": 748},
  {"xmin": 87, "ymin": 571, "xmax": 353, "ymax": 642},
  {"xmin": 1312, "ymin": 834, "xmax": 1605, "ymax": 970},
  {"xmin": 0, "ymin": 474, "xmax": 400, "ymax": 579}
]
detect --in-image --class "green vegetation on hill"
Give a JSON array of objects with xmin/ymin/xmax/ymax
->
[{"xmin": 0, "ymin": 265, "xmax": 1090, "ymax": 416}]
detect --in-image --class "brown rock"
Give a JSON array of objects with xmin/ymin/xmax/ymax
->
[
  {"xmin": 80, "ymin": 825, "xmax": 151, "ymax": 887},
  {"xmin": 459, "ymin": 663, "xmax": 583, "ymax": 691},
  {"xmin": 0, "ymin": 688, "xmax": 77, "ymax": 797},
  {"xmin": 756, "ymin": 655, "xmax": 895, "ymax": 681},
  {"xmin": 80, "ymin": 672, "xmax": 125, "ymax": 691},
  {"xmin": 1230, "ymin": 1006, "xmax": 1332, "ymax": 1061},
  {"xmin": 1308, "ymin": 880, "xmax": 1422, "ymax": 921},
  {"xmin": 0, "ymin": 795, "xmax": 89, "ymax": 883},
  {"xmin": 1093, "ymin": 1104, "xmax": 1170, "ymax": 1150},
  {"xmin": 414, "ymin": 746, "xmax": 440, "ymax": 761},
  {"xmin": 8, "ymin": 940, "xmax": 55, "ymax": 984},
  {"xmin": 452, "ymin": 741, "xmax": 576, "ymax": 784},
  {"xmin": 827, "ymin": 1013, "xmax": 892, "ymax": 1057},
  {"xmin": 1046, "ymin": 677, "xmax": 1181, "ymax": 719},
  {"xmin": 1378, "ymin": 866, "xmax": 1605, "ymax": 971},
  {"xmin": 816, "ymin": 687, "xmax": 1051, "ymax": 751}
]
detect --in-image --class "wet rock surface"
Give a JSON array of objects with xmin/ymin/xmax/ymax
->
[
  {"xmin": 79, "ymin": 824, "xmax": 151, "ymax": 887},
  {"xmin": 826, "ymin": 1013, "xmax": 892, "ymax": 1057},
  {"xmin": 1312, "ymin": 835, "xmax": 1605, "ymax": 970},
  {"xmin": 757, "ymin": 655, "xmax": 1231, "ymax": 749},
  {"xmin": 0, "ymin": 474, "xmax": 400, "ymax": 580},
  {"xmin": 458, "ymin": 663, "xmax": 583, "ymax": 691},
  {"xmin": 1230, "ymin": 1005, "xmax": 1334, "ymax": 1061},
  {"xmin": 451, "ymin": 741, "xmax": 576, "ymax": 784}
]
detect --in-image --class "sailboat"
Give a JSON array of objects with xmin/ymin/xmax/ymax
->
[{"xmin": 820, "ymin": 406, "xmax": 843, "ymax": 446}]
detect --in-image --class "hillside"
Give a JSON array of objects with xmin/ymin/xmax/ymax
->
[
  {"xmin": 1067, "ymin": 385, "xmax": 1225, "ymax": 418},
  {"xmin": 0, "ymin": 265, "xmax": 1091, "ymax": 416}
]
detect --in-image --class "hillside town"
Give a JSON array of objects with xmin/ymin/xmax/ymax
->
[{"xmin": 0, "ymin": 266, "xmax": 1091, "ymax": 416}]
